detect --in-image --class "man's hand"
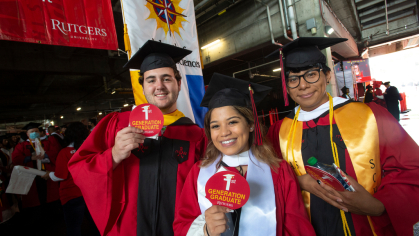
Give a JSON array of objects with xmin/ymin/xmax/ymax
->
[
  {"xmin": 112, "ymin": 127, "xmax": 145, "ymax": 169},
  {"xmin": 204, "ymin": 205, "xmax": 231, "ymax": 236},
  {"xmin": 42, "ymin": 171, "xmax": 51, "ymax": 180},
  {"xmin": 319, "ymin": 175, "xmax": 385, "ymax": 216},
  {"xmin": 297, "ymin": 174, "xmax": 348, "ymax": 211}
]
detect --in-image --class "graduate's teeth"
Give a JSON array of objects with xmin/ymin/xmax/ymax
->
[{"xmin": 222, "ymin": 139, "xmax": 235, "ymax": 144}]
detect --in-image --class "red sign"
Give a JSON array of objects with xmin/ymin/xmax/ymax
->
[
  {"xmin": 129, "ymin": 104, "xmax": 164, "ymax": 137},
  {"xmin": 0, "ymin": 0, "xmax": 118, "ymax": 50},
  {"xmin": 205, "ymin": 171, "xmax": 250, "ymax": 210}
]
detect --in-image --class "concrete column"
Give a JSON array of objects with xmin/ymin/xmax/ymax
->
[{"xmin": 294, "ymin": 0, "xmax": 338, "ymax": 97}]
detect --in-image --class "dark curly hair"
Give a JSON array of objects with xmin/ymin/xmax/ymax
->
[{"xmin": 64, "ymin": 122, "xmax": 90, "ymax": 150}]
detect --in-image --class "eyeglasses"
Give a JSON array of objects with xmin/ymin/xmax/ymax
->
[{"xmin": 287, "ymin": 69, "xmax": 322, "ymax": 88}]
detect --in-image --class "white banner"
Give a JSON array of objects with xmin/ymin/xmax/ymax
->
[
  {"xmin": 6, "ymin": 166, "xmax": 46, "ymax": 195},
  {"xmin": 122, "ymin": 0, "xmax": 207, "ymax": 127}
]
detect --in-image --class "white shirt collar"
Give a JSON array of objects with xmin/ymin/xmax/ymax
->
[
  {"xmin": 67, "ymin": 142, "xmax": 74, "ymax": 148},
  {"xmin": 222, "ymin": 150, "xmax": 249, "ymax": 167},
  {"xmin": 294, "ymin": 97, "xmax": 348, "ymax": 121}
]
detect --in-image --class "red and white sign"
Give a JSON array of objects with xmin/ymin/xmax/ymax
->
[
  {"xmin": 0, "ymin": 0, "xmax": 118, "ymax": 50},
  {"xmin": 205, "ymin": 171, "xmax": 250, "ymax": 210},
  {"xmin": 305, "ymin": 166, "xmax": 346, "ymax": 191},
  {"xmin": 129, "ymin": 104, "xmax": 164, "ymax": 137}
]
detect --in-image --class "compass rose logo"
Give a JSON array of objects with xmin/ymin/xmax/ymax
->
[{"xmin": 145, "ymin": 0, "xmax": 188, "ymax": 38}]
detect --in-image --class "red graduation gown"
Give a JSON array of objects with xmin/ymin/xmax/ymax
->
[
  {"xmin": 68, "ymin": 111, "xmax": 207, "ymax": 236},
  {"xmin": 267, "ymin": 102, "xmax": 419, "ymax": 236},
  {"xmin": 173, "ymin": 160, "xmax": 316, "ymax": 236},
  {"xmin": 54, "ymin": 147, "xmax": 82, "ymax": 205},
  {"xmin": 11, "ymin": 138, "xmax": 61, "ymax": 208}
]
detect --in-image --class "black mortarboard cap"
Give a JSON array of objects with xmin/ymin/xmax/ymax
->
[
  {"xmin": 22, "ymin": 122, "xmax": 41, "ymax": 130},
  {"xmin": 266, "ymin": 37, "xmax": 348, "ymax": 68},
  {"xmin": 200, "ymin": 73, "xmax": 271, "ymax": 109},
  {"xmin": 123, "ymin": 40, "xmax": 192, "ymax": 75},
  {"xmin": 201, "ymin": 73, "xmax": 271, "ymax": 145},
  {"xmin": 0, "ymin": 135, "xmax": 7, "ymax": 141},
  {"xmin": 383, "ymin": 81, "xmax": 390, "ymax": 85}
]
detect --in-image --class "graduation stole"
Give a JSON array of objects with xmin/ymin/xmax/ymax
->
[
  {"xmin": 163, "ymin": 109, "xmax": 185, "ymax": 126},
  {"xmin": 28, "ymin": 139, "xmax": 46, "ymax": 171},
  {"xmin": 279, "ymin": 94, "xmax": 381, "ymax": 236}
]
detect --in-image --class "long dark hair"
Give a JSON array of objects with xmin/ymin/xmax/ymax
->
[
  {"xmin": 64, "ymin": 122, "xmax": 90, "ymax": 150},
  {"xmin": 201, "ymin": 106, "xmax": 280, "ymax": 170}
]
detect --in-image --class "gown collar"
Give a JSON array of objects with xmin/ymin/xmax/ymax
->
[
  {"xmin": 294, "ymin": 97, "xmax": 348, "ymax": 121},
  {"xmin": 222, "ymin": 151, "xmax": 249, "ymax": 167}
]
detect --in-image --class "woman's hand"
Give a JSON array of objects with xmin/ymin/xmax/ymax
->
[
  {"xmin": 297, "ymin": 174, "xmax": 348, "ymax": 211},
  {"xmin": 319, "ymin": 175, "xmax": 385, "ymax": 216},
  {"xmin": 204, "ymin": 205, "xmax": 230, "ymax": 236}
]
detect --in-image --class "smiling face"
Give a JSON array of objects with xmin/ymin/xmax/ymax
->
[
  {"xmin": 142, "ymin": 67, "xmax": 181, "ymax": 114},
  {"xmin": 209, "ymin": 106, "xmax": 253, "ymax": 156},
  {"xmin": 287, "ymin": 67, "xmax": 330, "ymax": 111}
]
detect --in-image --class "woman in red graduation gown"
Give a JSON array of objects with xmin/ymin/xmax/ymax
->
[
  {"xmin": 173, "ymin": 73, "xmax": 315, "ymax": 236},
  {"xmin": 46, "ymin": 122, "xmax": 100, "ymax": 236}
]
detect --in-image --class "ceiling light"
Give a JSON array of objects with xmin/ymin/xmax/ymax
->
[
  {"xmin": 77, "ymin": 107, "xmax": 81, "ymax": 111},
  {"xmin": 124, "ymin": 104, "xmax": 129, "ymax": 107},
  {"xmin": 111, "ymin": 90, "xmax": 116, "ymax": 94},
  {"xmin": 273, "ymin": 68, "xmax": 282, "ymax": 72},
  {"xmin": 201, "ymin": 39, "xmax": 221, "ymax": 50},
  {"xmin": 60, "ymin": 116, "xmax": 64, "ymax": 119},
  {"xmin": 325, "ymin": 26, "xmax": 334, "ymax": 35},
  {"xmin": 98, "ymin": 112, "xmax": 102, "ymax": 115},
  {"xmin": 50, "ymin": 121, "xmax": 54, "ymax": 125}
]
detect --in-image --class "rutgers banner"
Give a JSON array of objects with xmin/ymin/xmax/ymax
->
[
  {"xmin": 0, "ymin": 0, "xmax": 118, "ymax": 50},
  {"xmin": 122, "ymin": 0, "xmax": 207, "ymax": 127}
]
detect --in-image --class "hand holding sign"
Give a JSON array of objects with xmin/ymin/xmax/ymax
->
[
  {"xmin": 205, "ymin": 171, "xmax": 250, "ymax": 210},
  {"xmin": 112, "ymin": 104, "xmax": 165, "ymax": 169},
  {"xmin": 204, "ymin": 171, "xmax": 250, "ymax": 235}
]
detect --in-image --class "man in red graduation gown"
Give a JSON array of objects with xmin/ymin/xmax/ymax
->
[
  {"xmin": 68, "ymin": 41, "xmax": 207, "ymax": 236},
  {"xmin": 266, "ymin": 37, "xmax": 419, "ymax": 236}
]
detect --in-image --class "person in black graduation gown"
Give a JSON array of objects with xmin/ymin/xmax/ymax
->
[
  {"xmin": 383, "ymin": 81, "xmax": 401, "ymax": 121},
  {"xmin": 364, "ymin": 85, "xmax": 373, "ymax": 103}
]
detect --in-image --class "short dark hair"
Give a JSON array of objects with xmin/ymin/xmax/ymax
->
[
  {"xmin": 138, "ymin": 65, "xmax": 182, "ymax": 86},
  {"xmin": 285, "ymin": 63, "xmax": 331, "ymax": 78}
]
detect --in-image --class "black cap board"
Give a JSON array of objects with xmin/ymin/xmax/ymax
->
[
  {"xmin": 266, "ymin": 37, "xmax": 348, "ymax": 68},
  {"xmin": 383, "ymin": 81, "xmax": 390, "ymax": 85},
  {"xmin": 22, "ymin": 122, "xmax": 42, "ymax": 131},
  {"xmin": 123, "ymin": 40, "xmax": 192, "ymax": 75},
  {"xmin": 200, "ymin": 73, "xmax": 272, "ymax": 110}
]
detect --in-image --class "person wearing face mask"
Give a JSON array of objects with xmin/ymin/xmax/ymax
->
[
  {"xmin": 266, "ymin": 37, "xmax": 419, "ymax": 236},
  {"xmin": 173, "ymin": 73, "xmax": 315, "ymax": 236},
  {"xmin": 11, "ymin": 122, "xmax": 62, "ymax": 232}
]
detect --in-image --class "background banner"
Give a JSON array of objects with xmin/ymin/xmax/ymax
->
[
  {"xmin": 0, "ymin": 0, "xmax": 118, "ymax": 50},
  {"xmin": 122, "ymin": 0, "xmax": 207, "ymax": 127}
]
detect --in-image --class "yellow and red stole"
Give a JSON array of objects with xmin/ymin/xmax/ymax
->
[{"xmin": 279, "ymin": 102, "xmax": 381, "ymax": 234}]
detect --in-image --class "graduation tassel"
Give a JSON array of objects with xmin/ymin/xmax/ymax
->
[
  {"xmin": 269, "ymin": 110, "xmax": 273, "ymax": 126},
  {"xmin": 275, "ymin": 108, "xmax": 279, "ymax": 121},
  {"xmin": 249, "ymin": 85, "xmax": 263, "ymax": 145},
  {"xmin": 279, "ymin": 49, "xmax": 289, "ymax": 106}
]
